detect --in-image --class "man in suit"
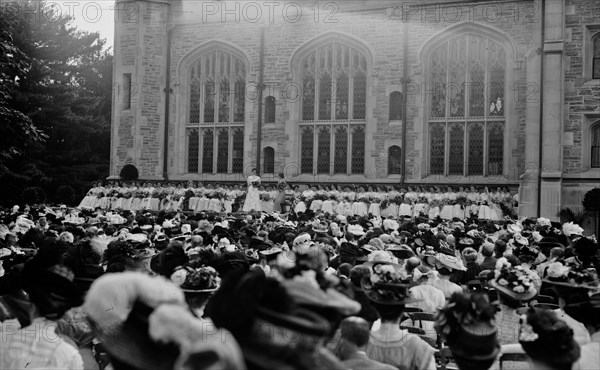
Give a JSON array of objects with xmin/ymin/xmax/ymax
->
[{"xmin": 337, "ymin": 316, "xmax": 398, "ymax": 370}]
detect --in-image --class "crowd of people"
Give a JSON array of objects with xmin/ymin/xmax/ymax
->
[
  {"xmin": 78, "ymin": 179, "xmax": 517, "ymax": 220},
  {"xmin": 0, "ymin": 183, "xmax": 598, "ymax": 370}
]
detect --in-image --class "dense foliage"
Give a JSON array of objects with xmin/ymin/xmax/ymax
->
[{"xmin": 0, "ymin": 0, "xmax": 112, "ymax": 206}]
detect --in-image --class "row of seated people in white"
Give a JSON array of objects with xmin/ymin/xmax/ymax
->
[
  {"xmin": 293, "ymin": 187, "xmax": 511, "ymax": 220},
  {"xmin": 80, "ymin": 183, "xmax": 512, "ymax": 219},
  {"xmin": 78, "ymin": 183, "xmax": 281, "ymax": 213}
]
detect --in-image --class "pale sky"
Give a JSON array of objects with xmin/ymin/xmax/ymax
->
[{"xmin": 59, "ymin": 0, "xmax": 116, "ymax": 52}]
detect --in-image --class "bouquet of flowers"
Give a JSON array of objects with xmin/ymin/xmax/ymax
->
[
  {"xmin": 429, "ymin": 199, "xmax": 443, "ymax": 209},
  {"xmin": 250, "ymin": 180, "xmax": 260, "ymax": 187},
  {"xmin": 357, "ymin": 196, "xmax": 370, "ymax": 203},
  {"xmin": 123, "ymin": 192, "xmax": 133, "ymax": 199},
  {"xmin": 110, "ymin": 189, "xmax": 120, "ymax": 198},
  {"xmin": 152, "ymin": 189, "xmax": 162, "ymax": 199},
  {"xmin": 456, "ymin": 195, "xmax": 467, "ymax": 206},
  {"xmin": 260, "ymin": 193, "xmax": 271, "ymax": 201},
  {"xmin": 171, "ymin": 194, "xmax": 182, "ymax": 201}
]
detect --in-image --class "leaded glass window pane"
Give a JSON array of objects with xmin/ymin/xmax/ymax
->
[
  {"xmin": 428, "ymin": 33, "xmax": 507, "ymax": 177},
  {"xmin": 204, "ymin": 80, "xmax": 215, "ymax": 123},
  {"xmin": 202, "ymin": 128, "xmax": 214, "ymax": 173},
  {"xmin": 301, "ymin": 126, "xmax": 314, "ymax": 173},
  {"xmin": 335, "ymin": 43, "xmax": 349, "ymax": 120},
  {"xmin": 234, "ymin": 79, "xmax": 245, "ymax": 122},
  {"xmin": 265, "ymin": 96, "xmax": 276, "ymax": 124},
  {"xmin": 488, "ymin": 41, "xmax": 505, "ymax": 117},
  {"xmin": 469, "ymin": 36, "xmax": 486, "ymax": 117},
  {"xmin": 189, "ymin": 66, "xmax": 201, "ymax": 123},
  {"xmin": 302, "ymin": 53, "xmax": 316, "ymax": 121},
  {"xmin": 430, "ymin": 43, "xmax": 447, "ymax": 118},
  {"xmin": 448, "ymin": 35, "xmax": 466, "ymax": 117},
  {"xmin": 351, "ymin": 126, "xmax": 365, "ymax": 174},
  {"xmin": 317, "ymin": 126, "xmax": 331, "ymax": 173},
  {"xmin": 467, "ymin": 123, "xmax": 484, "ymax": 175},
  {"xmin": 352, "ymin": 51, "xmax": 367, "ymax": 120},
  {"xmin": 334, "ymin": 126, "xmax": 348, "ymax": 174},
  {"xmin": 264, "ymin": 146, "xmax": 275, "ymax": 173},
  {"xmin": 234, "ymin": 60, "xmax": 245, "ymax": 122},
  {"xmin": 187, "ymin": 129, "xmax": 199, "ymax": 173},
  {"xmin": 449, "ymin": 124, "xmax": 464, "ymax": 175},
  {"xmin": 488, "ymin": 123, "xmax": 504, "ymax": 175},
  {"xmin": 592, "ymin": 123, "xmax": 600, "ymax": 167},
  {"xmin": 388, "ymin": 145, "xmax": 401, "ymax": 175},
  {"xmin": 217, "ymin": 128, "xmax": 229, "ymax": 173},
  {"xmin": 219, "ymin": 76, "xmax": 230, "ymax": 123},
  {"xmin": 389, "ymin": 91, "xmax": 402, "ymax": 121},
  {"xmin": 430, "ymin": 123, "xmax": 445, "ymax": 175},
  {"xmin": 232, "ymin": 128, "xmax": 244, "ymax": 173},
  {"xmin": 300, "ymin": 42, "xmax": 368, "ymax": 122}
]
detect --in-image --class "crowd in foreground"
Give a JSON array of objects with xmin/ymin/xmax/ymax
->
[{"xmin": 0, "ymin": 198, "xmax": 598, "ymax": 370}]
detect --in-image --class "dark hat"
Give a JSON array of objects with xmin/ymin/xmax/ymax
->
[
  {"xmin": 385, "ymin": 244, "xmax": 415, "ymax": 259},
  {"xmin": 519, "ymin": 308, "xmax": 581, "ymax": 368},
  {"xmin": 565, "ymin": 294, "xmax": 600, "ymax": 326},
  {"xmin": 361, "ymin": 262, "xmax": 419, "ymax": 305},
  {"xmin": 573, "ymin": 237, "xmax": 599, "ymax": 257},
  {"xmin": 436, "ymin": 292, "xmax": 500, "ymax": 361},
  {"xmin": 150, "ymin": 245, "xmax": 189, "ymax": 277},
  {"xmin": 23, "ymin": 264, "xmax": 84, "ymax": 314}
]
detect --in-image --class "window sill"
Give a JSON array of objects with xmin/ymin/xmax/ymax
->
[
  {"xmin": 582, "ymin": 79, "xmax": 600, "ymax": 87},
  {"xmin": 389, "ymin": 120, "xmax": 403, "ymax": 126},
  {"xmin": 562, "ymin": 168, "xmax": 600, "ymax": 180}
]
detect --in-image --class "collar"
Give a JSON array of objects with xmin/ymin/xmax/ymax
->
[{"xmin": 591, "ymin": 332, "xmax": 600, "ymax": 343}]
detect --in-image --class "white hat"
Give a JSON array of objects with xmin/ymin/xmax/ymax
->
[
  {"xmin": 347, "ymin": 224, "xmax": 365, "ymax": 236},
  {"xmin": 293, "ymin": 233, "xmax": 311, "ymax": 247}
]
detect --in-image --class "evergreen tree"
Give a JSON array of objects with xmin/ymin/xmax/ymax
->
[{"xmin": 0, "ymin": 0, "xmax": 112, "ymax": 205}]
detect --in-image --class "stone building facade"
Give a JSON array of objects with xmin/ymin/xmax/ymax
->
[{"xmin": 109, "ymin": 0, "xmax": 600, "ymax": 220}]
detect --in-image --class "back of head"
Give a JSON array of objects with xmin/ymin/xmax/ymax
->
[
  {"xmin": 349, "ymin": 265, "xmax": 370, "ymax": 287},
  {"xmin": 340, "ymin": 316, "xmax": 370, "ymax": 347},
  {"xmin": 337, "ymin": 263, "xmax": 352, "ymax": 278},
  {"xmin": 481, "ymin": 243, "xmax": 494, "ymax": 258},
  {"xmin": 494, "ymin": 240, "xmax": 506, "ymax": 258},
  {"xmin": 462, "ymin": 247, "xmax": 478, "ymax": 263}
]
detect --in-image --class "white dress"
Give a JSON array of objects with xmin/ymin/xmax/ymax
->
[{"xmin": 242, "ymin": 175, "xmax": 262, "ymax": 212}]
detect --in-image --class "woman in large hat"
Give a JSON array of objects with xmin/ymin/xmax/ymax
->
[
  {"xmin": 1, "ymin": 254, "xmax": 85, "ymax": 369},
  {"xmin": 519, "ymin": 308, "xmax": 581, "ymax": 370},
  {"xmin": 490, "ymin": 257, "xmax": 540, "ymax": 345},
  {"xmin": 435, "ymin": 291, "xmax": 500, "ymax": 370},
  {"xmin": 83, "ymin": 272, "xmax": 245, "ymax": 370},
  {"xmin": 361, "ymin": 261, "xmax": 436, "ymax": 370}
]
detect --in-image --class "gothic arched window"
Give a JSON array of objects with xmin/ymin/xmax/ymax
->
[
  {"xmin": 592, "ymin": 122, "xmax": 600, "ymax": 168},
  {"xmin": 297, "ymin": 36, "xmax": 369, "ymax": 175},
  {"xmin": 388, "ymin": 146, "xmax": 402, "ymax": 175},
  {"xmin": 389, "ymin": 91, "xmax": 402, "ymax": 121},
  {"xmin": 265, "ymin": 96, "xmax": 276, "ymax": 124},
  {"xmin": 263, "ymin": 146, "xmax": 275, "ymax": 173},
  {"xmin": 593, "ymin": 33, "xmax": 600, "ymax": 79},
  {"xmin": 428, "ymin": 33, "xmax": 506, "ymax": 176},
  {"xmin": 186, "ymin": 48, "xmax": 246, "ymax": 174}
]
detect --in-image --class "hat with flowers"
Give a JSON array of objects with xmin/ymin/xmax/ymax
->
[
  {"xmin": 490, "ymin": 257, "xmax": 538, "ymax": 301},
  {"xmin": 543, "ymin": 261, "xmax": 599, "ymax": 290},
  {"xmin": 435, "ymin": 291, "xmax": 500, "ymax": 361},
  {"xmin": 360, "ymin": 261, "xmax": 419, "ymax": 305},
  {"xmin": 170, "ymin": 265, "xmax": 221, "ymax": 293}
]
